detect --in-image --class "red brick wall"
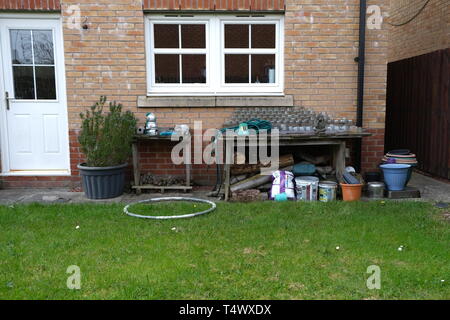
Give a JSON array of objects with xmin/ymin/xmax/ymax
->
[
  {"xmin": 0, "ymin": 0, "xmax": 60, "ymax": 10},
  {"xmin": 362, "ymin": 128, "xmax": 385, "ymax": 172},
  {"xmin": 1, "ymin": 0, "xmax": 389, "ymax": 188}
]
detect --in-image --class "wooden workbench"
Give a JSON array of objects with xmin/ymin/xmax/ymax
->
[
  {"xmin": 131, "ymin": 134, "xmax": 192, "ymax": 194},
  {"xmin": 221, "ymin": 132, "xmax": 371, "ymax": 201}
]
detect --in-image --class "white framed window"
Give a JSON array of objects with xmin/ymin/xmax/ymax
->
[{"xmin": 145, "ymin": 14, "xmax": 284, "ymax": 96}]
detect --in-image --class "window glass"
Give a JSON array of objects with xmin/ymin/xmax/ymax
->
[
  {"xmin": 182, "ymin": 55, "xmax": 206, "ymax": 83},
  {"xmin": 148, "ymin": 16, "xmax": 282, "ymax": 94},
  {"xmin": 155, "ymin": 54, "xmax": 180, "ymax": 83},
  {"xmin": 251, "ymin": 24, "xmax": 275, "ymax": 48},
  {"xmin": 154, "ymin": 24, "xmax": 179, "ymax": 48},
  {"xmin": 225, "ymin": 24, "xmax": 249, "ymax": 48},
  {"xmin": 251, "ymin": 54, "xmax": 276, "ymax": 83},
  {"xmin": 181, "ymin": 25, "xmax": 205, "ymax": 49},
  {"xmin": 225, "ymin": 54, "xmax": 249, "ymax": 83}
]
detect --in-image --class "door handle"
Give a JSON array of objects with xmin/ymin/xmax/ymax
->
[{"xmin": 5, "ymin": 91, "xmax": 13, "ymax": 110}]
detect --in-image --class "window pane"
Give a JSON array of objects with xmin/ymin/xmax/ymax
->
[
  {"xmin": 181, "ymin": 25, "xmax": 205, "ymax": 49},
  {"xmin": 251, "ymin": 54, "xmax": 276, "ymax": 83},
  {"xmin": 182, "ymin": 55, "xmax": 206, "ymax": 83},
  {"xmin": 154, "ymin": 24, "xmax": 179, "ymax": 48},
  {"xmin": 155, "ymin": 54, "xmax": 180, "ymax": 83},
  {"xmin": 13, "ymin": 66, "xmax": 35, "ymax": 99},
  {"xmin": 33, "ymin": 30, "xmax": 54, "ymax": 65},
  {"xmin": 225, "ymin": 54, "xmax": 249, "ymax": 83},
  {"xmin": 10, "ymin": 30, "xmax": 32, "ymax": 64},
  {"xmin": 225, "ymin": 24, "xmax": 248, "ymax": 48},
  {"xmin": 36, "ymin": 66, "xmax": 56, "ymax": 99},
  {"xmin": 251, "ymin": 24, "xmax": 276, "ymax": 49}
]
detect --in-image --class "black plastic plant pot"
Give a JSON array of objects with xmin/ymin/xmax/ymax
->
[{"xmin": 77, "ymin": 163, "xmax": 127, "ymax": 199}]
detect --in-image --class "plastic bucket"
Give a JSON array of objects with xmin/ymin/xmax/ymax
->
[
  {"xmin": 340, "ymin": 183, "xmax": 363, "ymax": 201},
  {"xmin": 319, "ymin": 181, "xmax": 338, "ymax": 202},
  {"xmin": 295, "ymin": 176, "xmax": 319, "ymax": 201},
  {"xmin": 380, "ymin": 164, "xmax": 411, "ymax": 191}
]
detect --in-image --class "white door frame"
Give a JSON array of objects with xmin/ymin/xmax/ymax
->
[{"xmin": 0, "ymin": 13, "xmax": 70, "ymax": 176}]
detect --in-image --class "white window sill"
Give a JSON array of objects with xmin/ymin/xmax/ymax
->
[{"xmin": 138, "ymin": 95, "xmax": 293, "ymax": 108}]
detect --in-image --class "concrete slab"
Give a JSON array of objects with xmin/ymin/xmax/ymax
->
[
  {"xmin": 408, "ymin": 172, "xmax": 450, "ymax": 202},
  {"xmin": 0, "ymin": 172, "xmax": 448, "ymax": 205},
  {"xmin": 0, "ymin": 187, "xmax": 220, "ymax": 205}
]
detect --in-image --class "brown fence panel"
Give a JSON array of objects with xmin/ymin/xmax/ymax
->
[{"xmin": 385, "ymin": 49, "xmax": 450, "ymax": 179}]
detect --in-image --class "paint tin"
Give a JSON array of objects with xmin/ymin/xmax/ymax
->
[
  {"xmin": 295, "ymin": 176, "xmax": 319, "ymax": 201},
  {"xmin": 319, "ymin": 181, "xmax": 338, "ymax": 202},
  {"xmin": 367, "ymin": 182, "xmax": 385, "ymax": 199}
]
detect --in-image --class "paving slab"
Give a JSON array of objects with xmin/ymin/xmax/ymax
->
[
  {"xmin": 408, "ymin": 173, "xmax": 450, "ymax": 203},
  {"xmin": 0, "ymin": 172, "xmax": 449, "ymax": 205},
  {"xmin": 0, "ymin": 188, "xmax": 219, "ymax": 206}
]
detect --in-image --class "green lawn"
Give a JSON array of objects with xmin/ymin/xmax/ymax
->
[{"xmin": 0, "ymin": 200, "xmax": 449, "ymax": 300}]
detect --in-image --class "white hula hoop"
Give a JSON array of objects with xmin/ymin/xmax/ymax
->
[{"xmin": 123, "ymin": 197, "xmax": 216, "ymax": 220}]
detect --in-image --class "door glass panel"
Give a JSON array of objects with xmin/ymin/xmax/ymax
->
[
  {"xmin": 225, "ymin": 54, "xmax": 249, "ymax": 83},
  {"xmin": 9, "ymin": 29, "xmax": 57, "ymax": 100},
  {"xmin": 155, "ymin": 54, "xmax": 180, "ymax": 83},
  {"xmin": 251, "ymin": 54, "xmax": 276, "ymax": 83},
  {"xmin": 33, "ymin": 30, "xmax": 54, "ymax": 64},
  {"xmin": 35, "ymin": 66, "xmax": 56, "ymax": 99},
  {"xmin": 182, "ymin": 54, "xmax": 206, "ymax": 83},
  {"xmin": 10, "ymin": 30, "xmax": 32, "ymax": 64},
  {"xmin": 13, "ymin": 66, "xmax": 35, "ymax": 99}
]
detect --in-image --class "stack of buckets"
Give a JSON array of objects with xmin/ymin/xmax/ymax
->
[{"xmin": 381, "ymin": 150, "xmax": 417, "ymax": 188}]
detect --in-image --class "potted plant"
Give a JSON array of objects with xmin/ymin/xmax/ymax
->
[{"xmin": 77, "ymin": 96, "xmax": 137, "ymax": 199}]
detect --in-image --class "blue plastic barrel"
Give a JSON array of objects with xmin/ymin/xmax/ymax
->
[{"xmin": 380, "ymin": 164, "xmax": 411, "ymax": 191}]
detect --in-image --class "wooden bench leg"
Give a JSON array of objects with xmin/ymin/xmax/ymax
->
[
  {"xmin": 334, "ymin": 141, "xmax": 346, "ymax": 182},
  {"xmin": 132, "ymin": 141, "xmax": 141, "ymax": 194}
]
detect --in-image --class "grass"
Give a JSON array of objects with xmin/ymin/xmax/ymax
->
[{"xmin": 0, "ymin": 200, "xmax": 449, "ymax": 300}]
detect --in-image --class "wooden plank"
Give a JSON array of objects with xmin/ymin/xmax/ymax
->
[
  {"xmin": 221, "ymin": 133, "xmax": 371, "ymax": 141},
  {"xmin": 223, "ymin": 138, "xmax": 233, "ymax": 201},
  {"xmin": 230, "ymin": 165, "xmax": 293, "ymax": 193},
  {"xmin": 132, "ymin": 142, "xmax": 140, "ymax": 185},
  {"xmin": 186, "ymin": 163, "xmax": 191, "ymax": 189},
  {"xmin": 132, "ymin": 185, "xmax": 193, "ymax": 190},
  {"xmin": 134, "ymin": 134, "xmax": 182, "ymax": 141},
  {"xmin": 334, "ymin": 141, "xmax": 346, "ymax": 182}
]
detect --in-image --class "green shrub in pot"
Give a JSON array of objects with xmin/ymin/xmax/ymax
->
[{"xmin": 77, "ymin": 96, "xmax": 137, "ymax": 199}]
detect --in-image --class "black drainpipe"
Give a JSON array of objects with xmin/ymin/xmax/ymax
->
[{"xmin": 354, "ymin": 0, "xmax": 367, "ymax": 172}]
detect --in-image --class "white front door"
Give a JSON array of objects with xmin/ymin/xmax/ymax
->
[{"xmin": 0, "ymin": 17, "xmax": 69, "ymax": 174}]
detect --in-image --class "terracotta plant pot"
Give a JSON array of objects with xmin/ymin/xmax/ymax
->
[{"xmin": 340, "ymin": 183, "xmax": 363, "ymax": 202}]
